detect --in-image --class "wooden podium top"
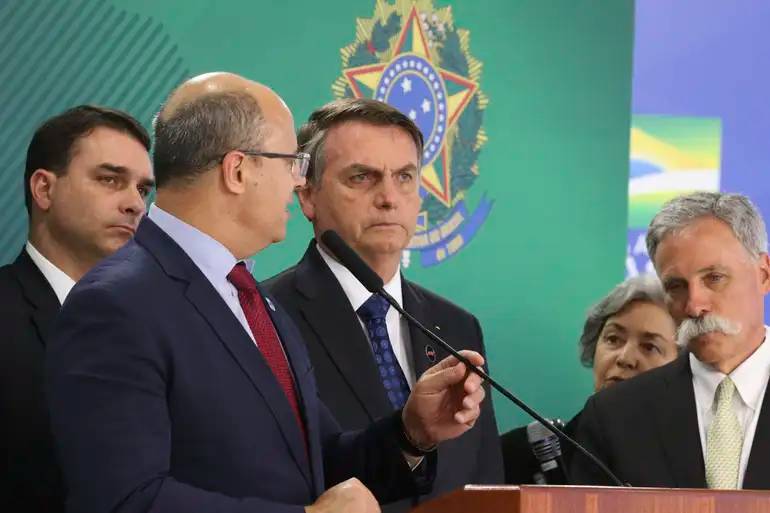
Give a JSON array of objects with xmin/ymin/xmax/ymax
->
[{"xmin": 410, "ymin": 485, "xmax": 770, "ymax": 513}]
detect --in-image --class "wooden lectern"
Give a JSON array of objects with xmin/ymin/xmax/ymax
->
[{"xmin": 410, "ymin": 485, "xmax": 770, "ymax": 513}]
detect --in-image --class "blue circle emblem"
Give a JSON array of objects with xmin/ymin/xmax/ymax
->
[{"xmin": 375, "ymin": 53, "xmax": 447, "ymax": 166}]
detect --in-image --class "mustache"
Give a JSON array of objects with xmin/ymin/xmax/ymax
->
[{"xmin": 677, "ymin": 313, "xmax": 741, "ymax": 347}]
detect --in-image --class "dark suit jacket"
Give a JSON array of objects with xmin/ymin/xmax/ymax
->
[
  {"xmin": 570, "ymin": 353, "xmax": 770, "ymax": 489},
  {"xmin": 46, "ymin": 218, "xmax": 434, "ymax": 513},
  {"xmin": 265, "ymin": 242, "xmax": 503, "ymax": 512},
  {"xmin": 0, "ymin": 249, "xmax": 64, "ymax": 513}
]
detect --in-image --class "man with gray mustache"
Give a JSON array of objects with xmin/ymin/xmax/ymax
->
[
  {"xmin": 678, "ymin": 313, "xmax": 742, "ymax": 349},
  {"xmin": 571, "ymin": 191, "xmax": 770, "ymax": 490}
]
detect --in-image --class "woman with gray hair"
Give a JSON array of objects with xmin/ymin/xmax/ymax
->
[
  {"xmin": 582, "ymin": 273, "xmax": 679, "ymax": 392},
  {"xmin": 501, "ymin": 274, "xmax": 679, "ymax": 484}
]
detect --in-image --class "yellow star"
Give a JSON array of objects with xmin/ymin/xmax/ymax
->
[{"xmin": 342, "ymin": 5, "xmax": 477, "ymax": 206}]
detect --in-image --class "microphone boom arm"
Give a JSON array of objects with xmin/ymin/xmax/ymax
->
[{"xmin": 378, "ymin": 288, "xmax": 627, "ymax": 487}]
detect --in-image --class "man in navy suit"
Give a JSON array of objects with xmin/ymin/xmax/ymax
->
[
  {"xmin": 571, "ymin": 193, "xmax": 770, "ymax": 489},
  {"xmin": 265, "ymin": 98, "xmax": 503, "ymax": 512},
  {"xmin": 46, "ymin": 72, "xmax": 487, "ymax": 513}
]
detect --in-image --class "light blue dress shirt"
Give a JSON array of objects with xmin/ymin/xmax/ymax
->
[{"xmin": 148, "ymin": 205, "xmax": 256, "ymax": 344}]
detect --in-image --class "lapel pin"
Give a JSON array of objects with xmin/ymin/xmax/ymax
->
[
  {"xmin": 425, "ymin": 344, "xmax": 437, "ymax": 363},
  {"xmin": 265, "ymin": 297, "xmax": 276, "ymax": 312},
  {"xmin": 434, "ymin": 325, "xmax": 441, "ymax": 331}
]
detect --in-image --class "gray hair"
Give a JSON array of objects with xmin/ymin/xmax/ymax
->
[
  {"xmin": 646, "ymin": 191, "xmax": 767, "ymax": 263},
  {"xmin": 153, "ymin": 91, "xmax": 264, "ymax": 188},
  {"xmin": 578, "ymin": 274, "xmax": 668, "ymax": 367},
  {"xmin": 297, "ymin": 98, "xmax": 424, "ymax": 187}
]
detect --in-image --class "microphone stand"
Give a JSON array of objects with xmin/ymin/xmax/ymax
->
[{"xmin": 377, "ymin": 288, "xmax": 627, "ymax": 487}]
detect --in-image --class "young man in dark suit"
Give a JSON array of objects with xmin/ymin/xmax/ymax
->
[
  {"xmin": 0, "ymin": 105, "xmax": 153, "ymax": 512},
  {"xmin": 571, "ymin": 192, "xmax": 770, "ymax": 490},
  {"xmin": 266, "ymin": 98, "xmax": 503, "ymax": 512},
  {"xmin": 46, "ymin": 73, "xmax": 488, "ymax": 513}
]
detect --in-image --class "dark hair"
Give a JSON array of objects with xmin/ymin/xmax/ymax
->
[
  {"xmin": 24, "ymin": 105, "xmax": 150, "ymax": 213},
  {"xmin": 297, "ymin": 98, "xmax": 424, "ymax": 186},
  {"xmin": 153, "ymin": 91, "xmax": 264, "ymax": 188}
]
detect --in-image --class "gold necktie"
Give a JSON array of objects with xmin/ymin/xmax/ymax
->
[{"xmin": 705, "ymin": 377, "xmax": 743, "ymax": 489}]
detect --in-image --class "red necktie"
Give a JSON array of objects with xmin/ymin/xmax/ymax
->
[{"xmin": 227, "ymin": 262, "xmax": 306, "ymax": 443}]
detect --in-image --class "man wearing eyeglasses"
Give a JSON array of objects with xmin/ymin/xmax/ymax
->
[
  {"xmin": 46, "ymin": 73, "xmax": 489, "ymax": 513},
  {"xmin": 265, "ymin": 98, "xmax": 504, "ymax": 512}
]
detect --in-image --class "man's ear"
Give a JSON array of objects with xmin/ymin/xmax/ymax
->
[
  {"xmin": 297, "ymin": 185, "xmax": 315, "ymax": 222},
  {"xmin": 221, "ymin": 151, "xmax": 248, "ymax": 194},
  {"xmin": 29, "ymin": 169, "xmax": 58, "ymax": 211},
  {"xmin": 758, "ymin": 252, "xmax": 770, "ymax": 295}
]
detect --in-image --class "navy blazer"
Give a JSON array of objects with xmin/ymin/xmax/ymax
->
[
  {"xmin": 46, "ymin": 217, "xmax": 433, "ymax": 513},
  {"xmin": 570, "ymin": 353, "xmax": 770, "ymax": 489}
]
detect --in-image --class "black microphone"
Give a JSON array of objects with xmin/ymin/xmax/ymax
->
[
  {"xmin": 526, "ymin": 419, "xmax": 568, "ymax": 484},
  {"xmin": 319, "ymin": 229, "xmax": 626, "ymax": 488}
]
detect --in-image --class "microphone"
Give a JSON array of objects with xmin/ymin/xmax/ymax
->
[
  {"xmin": 320, "ymin": 229, "xmax": 626, "ymax": 487},
  {"xmin": 321, "ymin": 230, "xmax": 385, "ymax": 292},
  {"xmin": 526, "ymin": 419, "xmax": 568, "ymax": 484}
]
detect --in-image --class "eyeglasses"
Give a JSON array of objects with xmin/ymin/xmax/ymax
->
[{"xmin": 231, "ymin": 150, "xmax": 310, "ymax": 179}]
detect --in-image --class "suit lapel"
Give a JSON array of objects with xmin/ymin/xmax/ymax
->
[
  {"xmin": 402, "ymin": 279, "xmax": 442, "ymax": 380},
  {"xmin": 743, "ymin": 377, "xmax": 770, "ymax": 489},
  {"xmin": 294, "ymin": 244, "xmax": 392, "ymax": 419},
  {"xmin": 12, "ymin": 250, "xmax": 60, "ymax": 345},
  {"xmin": 260, "ymin": 287, "xmax": 324, "ymax": 494},
  {"xmin": 654, "ymin": 354, "xmax": 706, "ymax": 487},
  {"xmin": 136, "ymin": 218, "xmax": 313, "ymax": 488}
]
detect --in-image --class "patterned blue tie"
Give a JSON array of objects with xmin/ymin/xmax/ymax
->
[{"xmin": 357, "ymin": 294, "xmax": 411, "ymax": 410}]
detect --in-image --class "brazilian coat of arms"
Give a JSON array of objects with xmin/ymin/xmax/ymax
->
[{"xmin": 333, "ymin": 0, "xmax": 493, "ymax": 267}]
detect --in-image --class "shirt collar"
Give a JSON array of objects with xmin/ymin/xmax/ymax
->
[
  {"xmin": 148, "ymin": 205, "xmax": 252, "ymax": 284},
  {"xmin": 25, "ymin": 242, "xmax": 76, "ymax": 305},
  {"xmin": 315, "ymin": 241, "xmax": 402, "ymax": 311},
  {"xmin": 690, "ymin": 326, "xmax": 770, "ymax": 411}
]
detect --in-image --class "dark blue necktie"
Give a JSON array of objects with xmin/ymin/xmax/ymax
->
[{"xmin": 357, "ymin": 294, "xmax": 411, "ymax": 410}]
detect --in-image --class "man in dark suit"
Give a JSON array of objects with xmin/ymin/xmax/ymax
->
[
  {"xmin": 265, "ymin": 98, "xmax": 503, "ymax": 512},
  {"xmin": 571, "ymin": 192, "xmax": 770, "ymax": 489},
  {"xmin": 46, "ymin": 73, "xmax": 488, "ymax": 513},
  {"xmin": 0, "ymin": 105, "xmax": 153, "ymax": 512}
]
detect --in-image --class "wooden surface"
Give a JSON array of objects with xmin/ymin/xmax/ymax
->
[{"xmin": 410, "ymin": 485, "xmax": 770, "ymax": 513}]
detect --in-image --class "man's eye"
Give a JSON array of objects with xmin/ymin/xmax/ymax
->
[
  {"xmin": 99, "ymin": 176, "xmax": 117, "ymax": 186},
  {"xmin": 706, "ymin": 273, "xmax": 725, "ymax": 284},
  {"xmin": 350, "ymin": 173, "xmax": 369, "ymax": 183},
  {"xmin": 398, "ymin": 172, "xmax": 414, "ymax": 183}
]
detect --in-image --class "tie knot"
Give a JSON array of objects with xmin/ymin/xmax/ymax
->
[
  {"xmin": 227, "ymin": 262, "xmax": 258, "ymax": 293},
  {"xmin": 357, "ymin": 294, "xmax": 390, "ymax": 320},
  {"xmin": 715, "ymin": 376, "xmax": 737, "ymax": 406}
]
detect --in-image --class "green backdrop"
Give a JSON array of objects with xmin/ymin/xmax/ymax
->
[{"xmin": 0, "ymin": 0, "xmax": 634, "ymax": 431}]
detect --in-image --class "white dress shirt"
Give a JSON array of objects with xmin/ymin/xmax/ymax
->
[
  {"xmin": 316, "ymin": 243, "xmax": 416, "ymax": 387},
  {"xmin": 25, "ymin": 241, "xmax": 76, "ymax": 305},
  {"xmin": 691, "ymin": 326, "xmax": 770, "ymax": 488},
  {"xmin": 148, "ymin": 205, "xmax": 258, "ymax": 345}
]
